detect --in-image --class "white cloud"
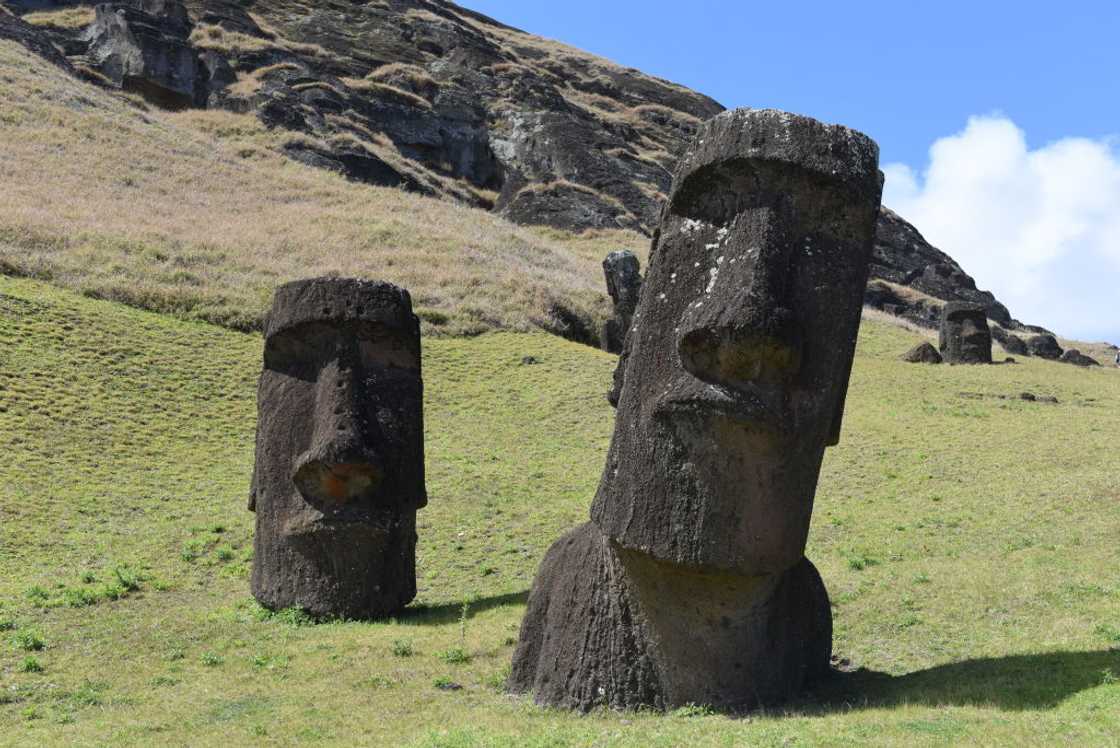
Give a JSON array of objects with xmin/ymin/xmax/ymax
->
[{"xmin": 883, "ymin": 115, "xmax": 1120, "ymax": 342}]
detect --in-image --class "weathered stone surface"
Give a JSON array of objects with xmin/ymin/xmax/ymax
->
[
  {"xmin": 902, "ymin": 341, "xmax": 942, "ymax": 364},
  {"xmin": 1059, "ymin": 348, "xmax": 1100, "ymax": 367},
  {"xmin": 512, "ymin": 109, "xmax": 883, "ymax": 712},
  {"xmin": 250, "ymin": 277, "xmax": 426, "ymax": 619},
  {"xmin": 5, "ymin": 0, "xmax": 1042, "ymax": 339},
  {"xmin": 990, "ymin": 325, "xmax": 1029, "ymax": 356},
  {"xmin": 0, "ymin": 5, "xmax": 76, "ymax": 73},
  {"xmin": 939, "ymin": 302, "xmax": 992, "ymax": 364},
  {"xmin": 83, "ymin": 0, "xmax": 202, "ymax": 108},
  {"xmin": 870, "ymin": 208, "xmax": 1014, "ymax": 326},
  {"xmin": 600, "ymin": 250, "xmax": 642, "ymax": 354},
  {"xmin": 1027, "ymin": 334, "xmax": 1064, "ymax": 360}
]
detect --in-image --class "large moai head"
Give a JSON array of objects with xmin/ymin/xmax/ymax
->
[
  {"xmin": 250, "ymin": 277, "xmax": 425, "ymax": 619},
  {"xmin": 591, "ymin": 109, "xmax": 883, "ymax": 576},
  {"xmin": 938, "ymin": 302, "xmax": 992, "ymax": 364}
]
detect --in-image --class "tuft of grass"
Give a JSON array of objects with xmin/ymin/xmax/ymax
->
[
  {"xmin": 21, "ymin": 5, "xmax": 95, "ymax": 29},
  {"xmin": 391, "ymin": 639, "xmax": 414, "ymax": 658},
  {"xmin": 12, "ymin": 629, "xmax": 45, "ymax": 652},
  {"xmin": 19, "ymin": 656, "xmax": 44, "ymax": 673},
  {"xmin": 436, "ymin": 647, "xmax": 471, "ymax": 665},
  {"xmin": 671, "ymin": 703, "xmax": 715, "ymax": 718}
]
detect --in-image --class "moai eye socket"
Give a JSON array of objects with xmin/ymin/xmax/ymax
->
[{"xmin": 264, "ymin": 322, "xmax": 343, "ymax": 377}]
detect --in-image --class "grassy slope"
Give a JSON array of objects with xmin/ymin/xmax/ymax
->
[
  {"xmin": 1, "ymin": 275, "xmax": 1118, "ymax": 746},
  {"xmin": 0, "ymin": 39, "xmax": 645, "ymax": 337}
]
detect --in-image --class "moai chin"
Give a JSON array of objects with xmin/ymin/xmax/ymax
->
[
  {"xmin": 250, "ymin": 277, "xmax": 425, "ymax": 619},
  {"xmin": 510, "ymin": 109, "xmax": 883, "ymax": 712},
  {"xmin": 601, "ymin": 250, "xmax": 642, "ymax": 355},
  {"xmin": 939, "ymin": 302, "xmax": 992, "ymax": 364}
]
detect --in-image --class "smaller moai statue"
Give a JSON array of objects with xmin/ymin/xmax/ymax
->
[
  {"xmin": 600, "ymin": 250, "xmax": 642, "ymax": 354},
  {"xmin": 250, "ymin": 277, "xmax": 426, "ymax": 619},
  {"xmin": 939, "ymin": 302, "xmax": 992, "ymax": 364}
]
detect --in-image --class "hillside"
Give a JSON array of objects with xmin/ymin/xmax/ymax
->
[
  {"xmin": 2, "ymin": 0, "xmax": 1048, "ymax": 340},
  {"xmin": 0, "ymin": 34, "xmax": 644, "ymax": 338},
  {"xmin": 10, "ymin": 0, "xmax": 722, "ymax": 235},
  {"xmin": 2, "ymin": 276, "xmax": 1119, "ymax": 745}
]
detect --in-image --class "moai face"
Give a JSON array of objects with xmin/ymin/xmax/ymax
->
[
  {"xmin": 251, "ymin": 278, "xmax": 425, "ymax": 618},
  {"xmin": 939, "ymin": 302, "xmax": 992, "ymax": 364},
  {"xmin": 603, "ymin": 251, "xmax": 642, "ymax": 316},
  {"xmin": 591, "ymin": 110, "xmax": 883, "ymax": 576}
]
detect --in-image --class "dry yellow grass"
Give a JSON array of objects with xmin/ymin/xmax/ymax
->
[
  {"xmin": 340, "ymin": 77, "xmax": 432, "ymax": 109},
  {"xmin": 0, "ymin": 40, "xmax": 645, "ymax": 335},
  {"xmin": 21, "ymin": 5, "xmax": 95, "ymax": 30}
]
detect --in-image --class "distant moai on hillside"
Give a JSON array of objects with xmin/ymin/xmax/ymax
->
[
  {"xmin": 510, "ymin": 109, "xmax": 884, "ymax": 713},
  {"xmin": 939, "ymin": 302, "xmax": 992, "ymax": 364},
  {"xmin": 600, "ymin": 250, "xmax": 642, "ymax": 354},
  {"xmin": 250, "ymin": 277, "xmax": 426, "ymax": 619}
]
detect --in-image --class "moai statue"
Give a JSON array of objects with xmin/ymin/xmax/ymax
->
[
  {"xmin": 510, "ymin": 109, "xmax": 883, "ymax": 712},
  {"xmin": 250, "ymin": 278, "xmax": 426, "ymax": 619},
  {"xmin": 601, "ymin": 250, "xmax": 643, "ymax": 355},
  {"xmin": 938, "ymin": 302, "xmax": 992, "ymax": 364}
]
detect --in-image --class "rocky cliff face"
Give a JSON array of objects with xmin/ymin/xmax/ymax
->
[
  {"xmin": 10, "ymin": 0, "xmax": 721, "ymax": 232},
  {"xmin": 4, "ymin": 0, "xmax": 1030, "ymax": 331}
]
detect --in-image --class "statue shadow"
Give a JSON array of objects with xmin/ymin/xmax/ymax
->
[
  {"xmin": 805, "ymin": 649, "xmax": 1120, "ymax": 714},
  {"xmin": 400, "ymin": 590, "xmax": 529, "ymax": 626}
]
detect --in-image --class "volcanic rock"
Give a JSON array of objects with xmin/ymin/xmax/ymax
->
[
  {"xmin": 600, "ymin": 250, "xmax": 641, "ymax": 354},
  {"xmin": 82, "ymin": 0, "xmax": 203, "ymax": 108},
  {"xmin": 0, "ymin": 5, "xmax": 76, "ymax": 72},
  {"xmin": 1027, "ymin": 334, "xmax": 1064, "ymax": 360},
  {"xmin": 511, "ymin": 109, "xmax": 883, "ymax": 712},
  {"xmin": 902, "ymin": 341, "xmax": 942, "ymax": 364},
  {"xmin": 1059, "ymin": 349, "xmax": 1099, "ymax": 367},
  {"xmin": 250, "ymin": 277, "xmax": 426, "ymax": 619},
  {"xmin": 939, "ymin": 302, "xmax": 992, "ymax": 364},
  {"xmin": 990, "ymin": 325, "xmax": 1029, "ymax": 356}
]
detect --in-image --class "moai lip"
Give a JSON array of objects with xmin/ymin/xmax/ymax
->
[
  {"xmin": 939, "ymin": 301, "xmax": 993, "ymax": 364},
  {"xmin": 511, "ymin": 108, "xmax": 884, "ymax": 712},
  {"xmin": 250, "ymin": 277, "xmax": 425, "ymax": 619}
]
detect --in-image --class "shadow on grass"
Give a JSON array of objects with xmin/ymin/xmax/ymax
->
[
  {"xmin": 401, "ymin": 590, "xmax": 529, "ymax": 625},
  {"xmin": 812, "ymin": 648, "xmax": 1120, "ymax": 712}
]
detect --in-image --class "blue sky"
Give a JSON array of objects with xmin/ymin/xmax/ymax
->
[{"xmin": 464, "ymin": 1, "xmax": 1120, "ymax": 343}]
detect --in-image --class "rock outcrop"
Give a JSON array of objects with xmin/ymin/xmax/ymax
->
[
  {"xmin": 902, "ymin": 341, "xmax": 942, "ymax": 364},
  {"xmin": 15, "ymin": 0, "xmax": 720, "ymax": 226},
  {"xmin": 1059, "ymin": 349, "xmax": 1099, "ymax": 367},
  {"xmin": 0, "ymin": 4, "xmax": 76, "ymax": 72},
  {"xmin": 1027, "ymin": 334, "xmax": 1064, "ymax": 360},
  {"xmin": 5, "ymin": 0, "xmax": 1040, "ymax": 336},
  {"xmin": 83, "ymin": 0, "xmax": 203, "ymax": 108},
  {"xmin": 990, "ymin": 325, "xmax": 1029, "ymax": 356}
]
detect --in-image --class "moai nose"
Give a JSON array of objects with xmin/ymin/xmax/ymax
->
[
  {"xmin": 677, "ymin": 221, "xmax": 803, "ymax": 389},
  {"xmin": 292, "ymin": 353, "xmax": 384, "ymax": 507}
]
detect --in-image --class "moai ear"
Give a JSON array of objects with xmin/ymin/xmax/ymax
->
[{"xmin": 248, "ymin": 466, "xmax": 257, "ymax": 512}]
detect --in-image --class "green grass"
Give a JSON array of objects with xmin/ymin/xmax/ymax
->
[{"xmin": 0, "ymin": 274, "xmax": 1118, "ymax": 745}]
